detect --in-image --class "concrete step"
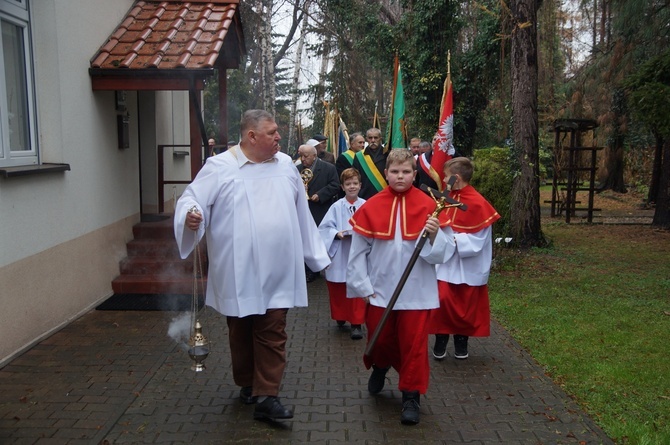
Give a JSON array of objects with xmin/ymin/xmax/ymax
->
[
  {"xmin": 111, "ymin": 274, "xmax": 207, "ymax": 295},
  {"xmin": 119, "ymin": 257, "xmax": 201, "ymax": 275},
  {"xmin": 126, "ymin": 238, "xmax": 207, "ymax": 258},
  {"xmin": 112, "ymin": 215, "xmax": 207, "ymax": 296},
  {"xmin": 126, "ymin": 239, "xmax": 181, "ymax": 257},
  {"xmin": 132, "ymin": 218, "xmax": 176, "ymax": 239}
]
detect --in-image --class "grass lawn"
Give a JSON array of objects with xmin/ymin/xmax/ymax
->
[{"xmin": 489, "ymin": 192, "xmax": 670, "ymax": 444}]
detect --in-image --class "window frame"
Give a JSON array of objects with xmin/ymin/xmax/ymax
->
[{"xmin": 1, "ymin": 0, "xmax": 38, "ymax": 168}]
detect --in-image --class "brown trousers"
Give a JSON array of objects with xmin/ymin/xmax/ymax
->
[{"xmin": 226, "ymin": 309, "xmax": 288, "ymax": 397}]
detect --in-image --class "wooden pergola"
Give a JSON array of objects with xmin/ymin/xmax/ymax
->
[{"xmin": 548, "ymin": 119, "xmax": 603, "ymax": 223}]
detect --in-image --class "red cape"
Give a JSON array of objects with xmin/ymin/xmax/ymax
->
[
  {"xmin": 350, "ymin": 186, "xmax": 450, "ymax": 240},
  {"xmin": 441, "ymin": 184, "xmax": 500, "ymax": 233}
]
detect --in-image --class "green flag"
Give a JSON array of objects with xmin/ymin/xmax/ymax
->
[{"xmin": 385, "ymin": 56, "xmax": 408, "ymax": 150}]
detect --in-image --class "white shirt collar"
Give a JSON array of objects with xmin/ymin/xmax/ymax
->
[{"xmin": 230, "ymin": 144, "xmax": 278, "ymax": 167}]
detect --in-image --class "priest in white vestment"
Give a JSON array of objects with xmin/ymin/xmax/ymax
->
[{"xmin": 174, "ymin": 110, "xmax": 330, "ymax": 422}]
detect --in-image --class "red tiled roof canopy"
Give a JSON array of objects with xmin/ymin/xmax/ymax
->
[{"xmin": 89, "ymin": 0, "xmax": 244, "ymax": 91}]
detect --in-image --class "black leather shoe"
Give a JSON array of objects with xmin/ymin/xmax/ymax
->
[
  {"xmin": 400, "ymin": 391, "xmax": 421, "ymax": 425},
  {"xmin": 239, "ymin": 386, "xmax": 257, "ymax": 404},
  {"xmin": 350, "ymin": 325, "xmax": 363, "ymax": 340},
  {"xmin": 253, "ymin": 396, "xmax": 294, "ymax": 420},
  {"xmin": 367, "ymin": 365, "xmax": 389, "ymax": 395}
]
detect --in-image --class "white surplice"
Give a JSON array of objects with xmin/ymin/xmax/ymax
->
[
  {"xmin": 346, "ymin": 213, "xmax": 456, "ymax": 310},
  {"xmin": 317, "ymin": 196, "xmax": 366, "ymax": 283},
  {"xmin": 174, "ymin": 147, "xmax": 330, "ymax": 317},
  {"xmin": 436, "ymin": 226, "xmax": 493, "ymax": 286}
]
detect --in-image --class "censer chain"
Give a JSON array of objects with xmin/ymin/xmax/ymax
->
[{"xmin": 191, "ymin": 240, "xmax": 204, "ymax": 337}]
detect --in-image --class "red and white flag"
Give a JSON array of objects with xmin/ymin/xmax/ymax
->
[{"xmin": 430, "ymin": 71, "xmax": 455, "ymax": 192}]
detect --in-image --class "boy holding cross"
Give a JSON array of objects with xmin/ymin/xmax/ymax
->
[{"xmin": 346, "ymin": 149, "xmax": 456, "ymax": 425}]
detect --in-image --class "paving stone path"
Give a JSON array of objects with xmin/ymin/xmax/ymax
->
[{"xmin": 0, "ymin": 279, "xmax": 614, "ymax": 444}]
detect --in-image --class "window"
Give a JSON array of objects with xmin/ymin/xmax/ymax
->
[{"xmin": 1, "ymin": 0, "xmax": 37, "ymax": 167}]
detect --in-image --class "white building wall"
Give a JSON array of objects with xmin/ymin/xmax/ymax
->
[
  {"xmin": 0, "ymin": 0, "xmax": 184, "ymax": 364},
  {"xmin": 2, "ymin": 0, "xmax": 139, "ymax": 267}
]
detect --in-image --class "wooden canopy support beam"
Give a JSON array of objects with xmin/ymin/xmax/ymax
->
[{"xmin": 218, "ymin": 68, "xmax": 229, "ymax": 146}]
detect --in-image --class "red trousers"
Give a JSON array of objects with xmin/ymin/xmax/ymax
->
[
  {"xmin": 429, "ymin": 281, "xmax": 490, "ymax": 336},
  {"xmin": 326, "ymin": 281, "xmax": 367, "ymax": 324},
  {"xmin": 226, "ymin": 309, "xmax": 288, "ymax": 397},
  {"xmin": 363, "ymin": 305, "xmax": 431, "ymax": 394}
]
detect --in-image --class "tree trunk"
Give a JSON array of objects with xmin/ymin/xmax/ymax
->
[
  {"xmin": 647, "ymin": 132, "xmax": 664, "ymax": 204},
  {"xmin": 592, "ymin": 0, "xmax": 597, "ymax": 51},
  {"xmin": 288, "ymin": 1, "xmax": 310, "ymax": 153},
  {"xmin": 318, "ymin": 37, "xmax": 331, "ymax": 97},
  {"xmin": 652, "ymin": 137, "xmax": 670, "ymax": 228},
  {"xmin": 599, "ymin": 143, "xmax": 627, "ymax": 192},
  {"xmin": 599, "ymin": 0, "xmax": 606, "ymax": 47},
  {"xmin": 599, "ymin": 88, "xmax": 627, "ymax": 192},
  {"xmin": 310, "ymin": 36, "xmax": 331, "ymax": 132},
  {"xmin": 259, "ymin": 0, "xmax": 275, "ymax": 115},
  {"xmin": 509, "ymin": 0, "xmax": 543, "ymax": 247}
]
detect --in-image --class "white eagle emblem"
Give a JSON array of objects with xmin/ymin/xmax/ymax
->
[{"xmin": 435, "ymin": 115, "xmax": 454, "ymax": 154}]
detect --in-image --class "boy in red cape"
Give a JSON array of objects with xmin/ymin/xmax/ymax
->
[
  {"xmin": 346, "ymin": 149, "xmax": 456, "ymax": 425},
  {"xmin": 429, "ymin": 157, "xmax": 500, "ymax": 360}
]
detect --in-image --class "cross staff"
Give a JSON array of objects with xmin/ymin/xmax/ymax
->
[{"xmin": 364, "ymin": 176, "xmax": 467, "ymax": 358}]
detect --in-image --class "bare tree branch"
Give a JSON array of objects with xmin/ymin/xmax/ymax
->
[{"xmin": 273, "ymin": 0, "xmax": 307, "ymax": 66}]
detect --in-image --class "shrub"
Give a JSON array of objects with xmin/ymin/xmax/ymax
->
[{"xmin": 470, "ymin": 146, "xmax": 512, "ymax": 236}]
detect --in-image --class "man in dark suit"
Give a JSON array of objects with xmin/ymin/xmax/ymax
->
[
  {"xmin": 351, "ymin": 127, "xmax": 388, "ymax": 199},
  {"xmin": 312, "ymin": 134, "xmax": 335, "ymax": 164},
  {"xmin": 336, "ymin": 132, "xmax": 365, "ymax": 177},
  {"xmin": 414, "ymin": 140, "xmax": 439, "ymax": 191},
  {"xmin": 335, "ymin": 132, "xmax": 366, "ymax": 199},
  {"xmin": 297, "ymin": 144, "xmax": 340, "ymax": 281},
  {"xmin": 297, "ymin": 144, "xmax": 340, "ymax": 224}
]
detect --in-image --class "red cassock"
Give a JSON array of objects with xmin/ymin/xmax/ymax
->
[
  {"xmin": 431, "ymin": 282, "xmax": 491, "ymax": 336},
  {"xmin": 350, "ymin": 186, "xmax": 452, "ymax": 393},
  {"xmin": 326, "ymin": 281, "xmax": 366, "ymax": 324},
  {"xmin": 430, "ymin": 184, "xmax": 500, "ymax": 337}
]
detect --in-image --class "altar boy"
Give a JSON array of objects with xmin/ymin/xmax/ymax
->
[
  {"xmin": 346, "ymin": 149, "xmax": 456, "ymax": 425},
  {"xmin": 318, "ymin": 168, "xmax": 368, "ymax": 339}
]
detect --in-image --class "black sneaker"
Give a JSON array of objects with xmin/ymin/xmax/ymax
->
[
  {"xmin": 400, "ymin": 391, "xmax": 421, "ymax": 425},
  {"xmin": 350, "ymin": 325, "xmax": 363, "ymax": 340},
  {"xmin": 432, "ymin": 334, "xmax": 449, "ymax": 360},
  {"xmin": 367, "ymin": 365, "xmax": 390, "ymax": 394},
  {"xmin": 454, "ymin": 335, "xmax": 469, "ymax": 359}
]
